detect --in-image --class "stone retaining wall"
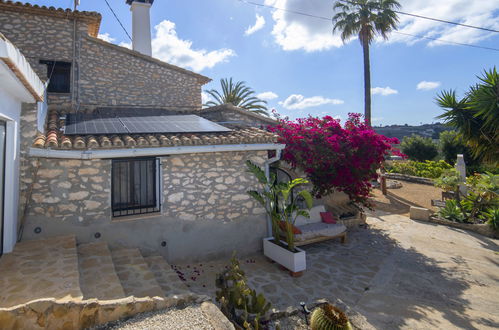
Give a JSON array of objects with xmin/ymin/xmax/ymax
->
[
  {"xmin": 0, "ymin": 295, "xmax": 212, "ymax": 330},
  {"xmin": 420, "ymin": 216, "xmax": 498, "ymax": 238},
  {"xmin": 384, "ymin": 173, "xmax": 434, "ymax": 186}
]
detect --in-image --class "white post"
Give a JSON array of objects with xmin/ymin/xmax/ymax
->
[
  {"xmin": 129, "ymin": 1, "xmax": 153, "ymax": 56},
  {"xmin": 456, "ymin": 154, "xmax": 467, "ymax": 196}
]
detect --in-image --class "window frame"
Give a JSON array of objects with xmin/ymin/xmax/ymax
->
[
  {"xmin": 39, "ymin": 60, "xmax": 72, "ymax": 94},
  {"xmin": 111, "ymin": 157, "xmax": 161, "ymax": 218}
]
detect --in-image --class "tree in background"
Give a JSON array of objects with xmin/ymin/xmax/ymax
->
[
  {"xmin": 439, "ymin": 130, "xmax": 472, "ymax": 165},
  {"xmin": 436, "ymin": 67, "xmax": 498, "ymax": 164},
  {"xmin": 332, "ymin": 0, "xmax": 400, "ymax": 126},
  {"xmin": 400, "ymin": 135, "xmax": 438, "ymax": 161},
  {"xmin": 204, "ymin": 78, "xmax": 269, "ymax": 116}
]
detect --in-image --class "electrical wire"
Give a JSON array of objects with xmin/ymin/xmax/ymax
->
[
  {"xmin": 237, "ymin": 0, "xmax": 499, "ymax": 52},
  {"xmin": 343, "ymin": 0, "xmax": 499, "ymax": 33},
  {"xmin": 104, "ymin": 0, "xmax": 133, "ymax": 41}
]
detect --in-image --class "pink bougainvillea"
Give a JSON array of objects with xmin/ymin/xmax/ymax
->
[{"xmin": 269, "ymin": 113, "xmax": 402, "ymax": 207}]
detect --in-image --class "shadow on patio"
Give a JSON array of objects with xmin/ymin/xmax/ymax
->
[{"xmin": 173, "ymin": 214, "xmax": 499, "ymax": 329}]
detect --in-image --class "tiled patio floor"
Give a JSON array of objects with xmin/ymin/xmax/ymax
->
[{"xmin": 174, "ymin": 212, "xmax": 499, "ymax": 329}]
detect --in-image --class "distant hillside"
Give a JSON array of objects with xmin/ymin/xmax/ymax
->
[{"xmin": 373, "ymin": 123, "xmax": 452, "ymax": 141}]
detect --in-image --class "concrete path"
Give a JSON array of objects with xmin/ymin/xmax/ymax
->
[
  {"xmin": 354, "ymin": 211, "xmax": 499, "ymax": 329},
  {"xmin": 175, "ymin": 212, "xmax": 499, "ymax": 329}
]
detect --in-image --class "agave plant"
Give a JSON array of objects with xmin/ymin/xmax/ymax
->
[
  {"xmin": 246, "ymin": 160, "xmax": 313, "ymax": 251},
  {"xmin": 204, "ymin": 78, "xmax": 269, "ymax": 116},
  {"xmin": 438, "ymin": 199, "xmax": 466, "ymax": 223}
]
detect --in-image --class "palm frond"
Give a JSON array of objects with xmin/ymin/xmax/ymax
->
[{"xmin": 204, "ymin": 78, "xmax": 268, "ymax": 113}]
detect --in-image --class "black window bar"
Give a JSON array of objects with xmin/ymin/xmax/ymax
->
[{"xmin": 112, "ymin": 158, "xmax": 160, "ymax": 217}]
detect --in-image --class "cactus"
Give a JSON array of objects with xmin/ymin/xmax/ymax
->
[
  {"xmin": 216, "ymin": 253, "xmax": 271, "ymax": 329},
  {"xmin": 310, "ymin": 303, "xmax": 352, "ymax": 330}
]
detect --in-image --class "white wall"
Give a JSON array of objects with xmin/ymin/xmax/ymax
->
[{"xmin": 0, "ymin": 87, "xmax": 21, "ymax": 254}]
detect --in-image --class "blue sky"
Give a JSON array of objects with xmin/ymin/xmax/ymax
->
[{"xmin": 30, "ymin": 0, "xmax": 499, "ymax": 125}]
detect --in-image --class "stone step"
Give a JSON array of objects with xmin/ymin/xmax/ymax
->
[
  {"xmin": 111, "ymin": 248, "xmax": 165, "ymax": 298},
  {"xmin": 77, "ymin": 242, "xmax": 126, "ymax": 300},
  {"xmin": 144, "ymin": 256, "xmax": 194, "ymax": 299},
  {"xmin": 0, "ymin": 235, "xmax": 83, "ymax": 308}
]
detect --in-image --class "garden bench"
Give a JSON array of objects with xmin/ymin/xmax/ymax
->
[{"xmin": 292, "ymin": 205, "xmax": 348, "ymax": 246}]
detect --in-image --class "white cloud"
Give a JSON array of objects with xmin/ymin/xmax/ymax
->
[
  {"xmin": 417, "ymin": 81, "xmax": 441, "ymax": 90},
  {"xmin": 119, "ymin": 41, "xmax": 132, "ymax": 49},
  {"xmin": 257, "ymin": 91, "xmax": 279, "ymax": 100},
  {"xmin": 264, "ymin": 0, "xmax": 499, "ymax": 52},
  {"xmin": 102, "ymin": 21, "xmax": 235, "ymax": 71},
  {"xmin": 98, "ymin": 33, "xmax": 115, "ymax": 43},
  {"xmin": 279, "ymin": 94, "xmax": 344, "ymax": 110},
  {"xmin": 265, "ymin": 0, "xmax": 344, "ymax": 52},
  {"xmin": 386, "ymin": 0, "xmax": 499, "ymax": 46},
  {"xmin": 371, "ymin": 86, "xmax": 398, "ymax": 96},
  {"xmin": 245, "ymin": 14, "xmax": 266, "ymax": 36},
  {"xmin": 152, "ymin": 20, "xmax": 235, "ymax": 72},
  {"xmin": 202, "ymin": 92, "xmax": 214, "ymax": 105}
]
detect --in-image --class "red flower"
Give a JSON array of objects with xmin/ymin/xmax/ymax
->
[{"xmin": 269, "ymin": 113, "xmax": 398, "ymax": 206}]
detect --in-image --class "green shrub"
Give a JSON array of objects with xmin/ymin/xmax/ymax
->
[
  {"xmin": 439, "ymin": 199, "xmax": 466, "ymax": 222},
  {"xmin": 386, "ymin": 160, "xmax": 452, "ymax": 179},
  {"xmin": 481, "ymin": 208, "xmax": 499, "ymax": 230},
  {"xmin": 400, "ymin": 135, "xmax": 439, "ymax": 161},
  {"xmin": 436, "ymin": 172, "xmax": 499, "ymax": 224},
  {"xmin": 439, "ymin": 131, "xmax": 472, "ymax": 164},
  {"xmin": 434, "ymin": 169, "xmax": 461, "ymax": 192}
]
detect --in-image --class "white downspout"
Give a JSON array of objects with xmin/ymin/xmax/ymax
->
[{"xmin": 264, "ymin": 149, "xmax": 282, "ymax": 237}]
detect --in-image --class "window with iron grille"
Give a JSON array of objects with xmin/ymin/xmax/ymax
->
[
  {"xmin": 112, "ymin": 158, "xmax": 160, "ymax": 217},
  {"xmin": 39, "ymin": 60, "xmax": 71, "ymax": 93}
]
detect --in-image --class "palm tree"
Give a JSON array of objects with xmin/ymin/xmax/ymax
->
[
  {"xmin": 204, "ymin": 78, "xmax": 269, "ymax": 116},
  {"xmin": 436, "ymin": 68, "xmax": 498, "ymax": 164},
  {"xmin": 332, "ymin": 0, "xmax": 400, "ymax": 126}
]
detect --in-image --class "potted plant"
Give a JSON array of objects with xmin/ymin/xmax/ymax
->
[{"xmin": 246, "ymin": 160, "xmax": 313, "ymax": 275}]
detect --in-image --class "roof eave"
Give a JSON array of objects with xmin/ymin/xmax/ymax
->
[{"xmin": 29, "ymin": 143, "xmax": 285, "ymax": 159}]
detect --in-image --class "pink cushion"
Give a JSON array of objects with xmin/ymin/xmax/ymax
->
[{"xmin": 320, "ymin": 212, "xmax": 337, "ymax": 224}]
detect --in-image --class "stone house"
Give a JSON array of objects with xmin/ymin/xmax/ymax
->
[{"xmin": 0, "ymin": 0, "xmax": 282, "ymax": 261}]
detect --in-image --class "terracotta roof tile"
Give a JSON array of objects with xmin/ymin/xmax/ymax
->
[{"xmin": 33, "ymin": 109, "xmax": 279, "ymax": 150}]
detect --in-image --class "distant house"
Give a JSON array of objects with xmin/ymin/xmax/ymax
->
[{"xmin": 0, "ymin": 0, "xmax": 281, "ymax": 261}]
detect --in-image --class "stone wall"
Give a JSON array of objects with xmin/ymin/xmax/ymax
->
[
  {"xmin": 0, "ymin": 9, "xmax": 205, "ymax": 111},
  {"xmin": 79, "ymin": 37, "xmax": 202, "ymax": 110},
  {"xmin": 26, "ymin": 158, "xmax": 112, "ymax": 223},
  {"xmin": 162, "ymin": 151, "xmax": 266, "ymax": 221},
  {"xmin": 18, "ymin": 104, "xmax": 41, "ymax": 222},
  {"xmin": 23, "ymin": 151, "xmax": 269, "ymax": 261}
]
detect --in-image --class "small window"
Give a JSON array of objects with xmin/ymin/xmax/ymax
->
[
  {"xmin": 40, "ymin": 60, "xmax": 71, "ymax": 93},
  {"xmin": 112, "ymin": 158, "xmax": 161, "ymax": 217}
]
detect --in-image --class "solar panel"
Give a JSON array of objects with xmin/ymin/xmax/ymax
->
[
  {"xmin": 64, "ymin": 110, "xmax": 231, "ymax": 135},
  {"xmin": 65, "ymin": 113, "xmax": 128, "ymax": 135}
]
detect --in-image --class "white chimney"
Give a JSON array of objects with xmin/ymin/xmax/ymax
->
[{"xmin": 126, "ymin": 0, "xmax": 153, "ymax": 56}]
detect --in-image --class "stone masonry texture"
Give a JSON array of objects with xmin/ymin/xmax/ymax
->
[
  {"xmin": 0, "ymin": 8, "xmax": 204, "ymax": 111},
  {"xmin": 26, "ymin": 151, "xmax": 266, "ymax": 224}
]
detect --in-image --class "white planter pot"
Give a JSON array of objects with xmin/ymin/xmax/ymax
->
[{"xmin": 263, "ymin": 237, "xmax": 306, "ymax": 272}]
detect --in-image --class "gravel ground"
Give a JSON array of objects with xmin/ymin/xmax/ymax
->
[
  {"xmin": 97, "ymin": 304, "xmax": 214, "ymax": 330},
  {"xmin": 371, "ymin": 181, "xmax": 443, "ymax": 216},
  {"xmin": 270, "ymin": 314, "xmax": 309, "ymax": 329}
]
